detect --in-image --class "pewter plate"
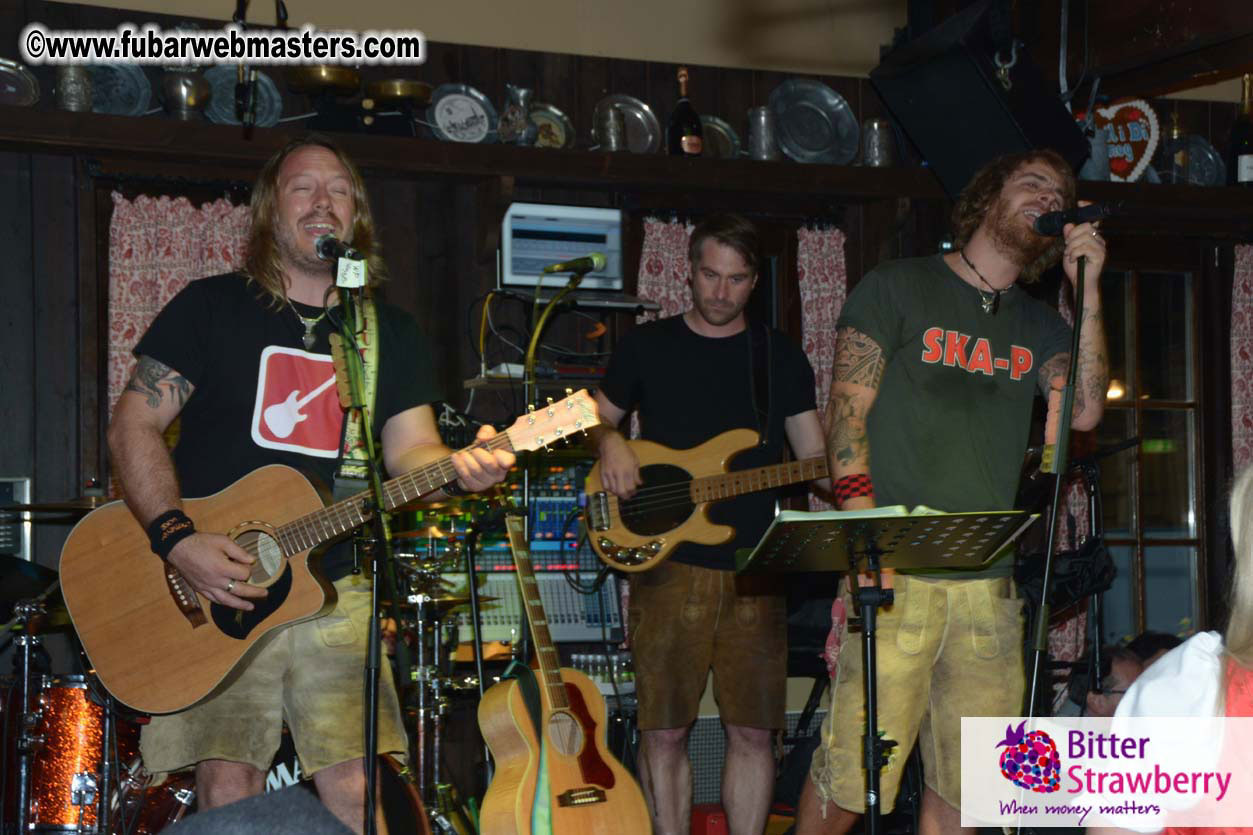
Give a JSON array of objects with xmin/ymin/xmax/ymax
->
[
  {"xmin": 700, "ymin": 115, "xmax": 741, "ymax": 159},
  {"xmin": 591, "ymin": 93, "xmax": 661, "ymax": 154},
  {"xmin": 0, "ymin": 59, "xmax": 39, "ymax": 106},
  {"xmin": 88, "ymin": 63, "xmax": 151, "ymax": 116},
  {"xmin": 529, "ymin": 102, "xmax": 575, "ymax": 149},
  {"xmin": 427, "ymin": 83, "xmax": 498, "ymax": 144},
  {"xmin": 203, "ymin": 65, "xmax": 283, "ymax": 128},
  {"xmin": 768, "ymin": 79, "xmax": 859, "ymax": 165}
]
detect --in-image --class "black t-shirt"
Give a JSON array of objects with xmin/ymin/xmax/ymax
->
[
  {"xmin": 134, "ymin": 273, "xmax": 441, "ymax": 579},
  {"xmin": 598, "ymin": 315, "xmax": 817, "ymax": 570}
]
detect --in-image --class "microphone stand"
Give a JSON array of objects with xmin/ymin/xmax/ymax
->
[
  {"xmin": 1016, "ymin": 256, "xmax": 1087, "ymax": 834},
  {"xmin": 334, "ymin": 279, "xmax": 392, "ymax": 835}
]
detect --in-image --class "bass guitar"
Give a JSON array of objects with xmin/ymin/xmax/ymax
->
[
  {"xmin": 585, "ymin": 427, "xmax": 828, "ymax": 572},
  {"xmin": 477, "ymin": 515, "xmax": 649, "ymax": 834},
  {"xmin": 59, "ymin": 390, "xmax": 599, "ymax": 715}
]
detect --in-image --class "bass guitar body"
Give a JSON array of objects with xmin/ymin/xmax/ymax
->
[
  {"xmin": 479, "ymin": 667, "xmax": 650, "ymax": 834},
  {"xmin": 585, "ymin": 428, "xmax": 759, "ymax": 571}
]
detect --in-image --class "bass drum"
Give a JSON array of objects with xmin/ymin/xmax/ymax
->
[{"xmin": 267, "ymin": 726, "xmax": 430, "ymax": 835}]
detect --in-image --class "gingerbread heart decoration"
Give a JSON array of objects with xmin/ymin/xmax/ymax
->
[{"xmin": 1082, "ymin": 99, "xmax": 1159, "ymax": 182}]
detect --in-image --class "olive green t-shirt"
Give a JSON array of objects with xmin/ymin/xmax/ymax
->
[{"xmin": 838, "ymin": 255, "xmax": 1071, "ymax": 576}]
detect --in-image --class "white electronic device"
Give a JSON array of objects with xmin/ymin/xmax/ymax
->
[{"xmin": 501, "ymin": 202, "xmax": 623, "ymax": 291}]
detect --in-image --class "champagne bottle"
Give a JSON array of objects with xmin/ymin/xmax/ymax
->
[
  {"xmin": 1229, "ymin": 73, "xmax": 1253, "ymax": 186},
  {"xmin": 667, "ymin": 66, "xmax": 703, "ymax": 156}
]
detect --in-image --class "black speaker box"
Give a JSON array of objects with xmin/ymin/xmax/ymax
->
[{"xmin": 870, "ymin": 0, "xmax": 1090, "ymax": 198}]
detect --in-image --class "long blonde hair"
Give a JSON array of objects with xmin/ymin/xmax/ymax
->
[
  {"xmin": 242, "ymin": 133, "xmax": 388, "ymax": 306},
  {"xmin": 1226, "ymin": 466, "xmax": 1253, "ymax": 669}
]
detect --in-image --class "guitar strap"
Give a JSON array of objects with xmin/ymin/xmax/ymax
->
[
  {"xmin": 501, "ymin": 658, "xmax": 544, "ymax": 738},
  {"xmin": 332, "ymin": 296, "xmax": 380, "ymax": 499},
  {"xmin": 746, "ymin": 322, "xmax": 774, "ymax": 449}
]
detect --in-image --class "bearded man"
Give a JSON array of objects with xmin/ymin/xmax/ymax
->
[{"xmin": 795, "ymin": 150, "xmax": 1109, "ymax": 834}]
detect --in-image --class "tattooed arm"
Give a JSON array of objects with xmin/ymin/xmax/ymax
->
[
  {"xmin": 1036, "ymin": 299, "xmax": 1109, "ymax": 433},
  {"xmin": 823, "ymin": 326, "xmax": 886, "ymax": 510},
  {"xmin": 108, "ymin": 355, "xmax": 263, "ymax": 610}
]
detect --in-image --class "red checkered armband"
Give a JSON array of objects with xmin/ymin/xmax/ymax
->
[{"xmin": 834, "ymin": 474, "xmax": 874, "ymax": 509}]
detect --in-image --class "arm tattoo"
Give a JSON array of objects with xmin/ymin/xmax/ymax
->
[
  {"xmin": 1038, "ymin": 352, "xmax": 1088, "ymax": 416},
  {"xmin": 825, "ymin": 390, "xmax": 869, "ymax": 468},
  {"xmin": 125, "ymin": 356, "xmax": 192, "ymax": 410},
  {"xmin": 833, "ymin": 327, "xmax": 886, "ymax": 388},
  {"xmin": 823, "ymin": 327, "xmax": 883, "ymax": 473},
  {"xmin": 1077, "ymin": 308, "xmax": 1109, "ymax": 414}
]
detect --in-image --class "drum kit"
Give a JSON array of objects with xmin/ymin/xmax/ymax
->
[
  {"xmin": 1, "ymin": 551, "xmax": 195, "ymax": 835},
  {"xmin": 1, "ymin": 495, "xmax": 506, "ymax": 835},
  {"xmin": 387, "ymin": 499, "xmax": 508, "ymax": 829}
]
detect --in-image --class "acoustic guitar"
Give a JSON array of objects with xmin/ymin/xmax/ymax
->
[
  {"xmin": 59, "ymin": 390, "xmax": 600, "ymax": 715},
  {"xmin": 477, "ymin": 515, "xmax": 650, "ymax": 834},
  {"xmin": 585, "ymin": 427, "xmax": 828, "ymax": 572}
]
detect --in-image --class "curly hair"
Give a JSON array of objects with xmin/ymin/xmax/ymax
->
[
  {"xmin": 950, "ymin": 149, "xmax": 1076, "ymax": 284},
  {"xmin": 242, "ymin": 133, "xmax": 388, "ymax": 307}
]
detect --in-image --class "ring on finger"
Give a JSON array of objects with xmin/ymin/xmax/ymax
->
[{"xmin": 226, "ymin": 579, "xmax": 236, "ymax": 593}]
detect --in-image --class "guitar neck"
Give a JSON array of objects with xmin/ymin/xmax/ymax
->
[
  {"xmin": 271, "ymin": 433, "xmax": 517, "ymax": 556},
  {"xmin": 690, "ymin": 456, "xmax": 829, "ymax": 503},
  {"xmin": 505, "ymin": 516, "xmax": 568, "ymax": 709}
]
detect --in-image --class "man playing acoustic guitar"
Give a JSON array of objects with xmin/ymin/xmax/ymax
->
[
  {"xmin": 107, "ymin": 134, "xmax": 514, "ymax": 834},
  {"xmin": 589, "ymin": 213, "xmax": 828, "ymax": 835}
]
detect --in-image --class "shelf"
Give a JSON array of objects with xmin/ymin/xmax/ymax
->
[
  {"xmin": 0, "ymin": 104, "xmax": 944, "ymax": 202},
  {"xmin": 3, "ymin": 105, "xmax": 1251, "ymax": 236}
]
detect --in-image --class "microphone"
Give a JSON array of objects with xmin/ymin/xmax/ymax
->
[
  {"xmin": 541, "ymin": 253, "xmax": 607, "ymax": 274},
  {"xmin": 1033, "ymin": 202, "xmax": 1117, "ymax": 237},
  {"xmin": 315, "ymin": 233, "xmax": 364, "ymax": 262}
]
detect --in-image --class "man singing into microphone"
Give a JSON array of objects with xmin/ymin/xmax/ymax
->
[
  {"xmin": 107, "ymin": 134, "xmax": 514, "ymax": 834},
  {"xmin": 795, "ymin": 149, "xmax": 1109, "ymax": 834}
]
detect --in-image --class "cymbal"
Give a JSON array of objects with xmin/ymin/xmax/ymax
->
[
  {"xmin": 0, "ymin": 554, "xmax": 61, "ymax": 624},
  {"xmin": 3, "ymin": 496, "xmax": 113, "ymax": 513},
  {"xmin": 383, "ymin": 593, "xmax": 499, "ymax": 613}
]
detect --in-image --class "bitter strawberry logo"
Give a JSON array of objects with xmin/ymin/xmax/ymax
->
[{"xmin": 996, "ymin": 721, "xmax": 1061, "ymax": 793}]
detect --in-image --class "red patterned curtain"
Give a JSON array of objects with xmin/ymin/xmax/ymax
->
[
  {"xmin": 1044, "ymin": 282, "xmax": 1097, "ymax": 710},
  {"xmin": 797, "ymin": 226, "xmax": 848, "ymax": 512},
  {"xmin": 635, "ymin": 217, "xmax": 693, "ymax": 322},
  {"xmin": 107, "ymin": 193, "xmax": 250, "ymax": 418},
  {"xmin": 1234, "ymin": 245, "xmax": 1253, "ymax": 470}
]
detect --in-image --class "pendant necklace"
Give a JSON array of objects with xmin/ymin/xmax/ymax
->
[
  {"xmin": 960, "ymin": 250, "xmax": 1006, "ymax": 315},
  {"xmin": 289, "ymin": 301, "xmax": 328, "ymax": 350}
]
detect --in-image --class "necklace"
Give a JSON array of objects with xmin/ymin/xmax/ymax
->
[
  {"xmin": 289, "ymin": 301, "xmax": 328, "ymax": 350},
  {"xmin": 960, "ymin": 250, "xmax": 1007, "ymax": 315}
]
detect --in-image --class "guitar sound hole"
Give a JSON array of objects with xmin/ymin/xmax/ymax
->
[
  {"xmin": 547, "ymin": 711, "xmax": 584, "ymax": 756},
  {"xmin": 619, "ymin": 464, "xmax": 694, "ymax": 536},
  {"xmin": 234, "ymin": 529, "xmax": 283, "ymax": 582}
]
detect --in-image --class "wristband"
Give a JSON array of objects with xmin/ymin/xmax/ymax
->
[
  {"xmin": 834, "ymin": 474, "xmax": 874, "ymax": 509},
  {"xmin": 147, "ymin": 509, "xmax": 196, "ymax": 562}
]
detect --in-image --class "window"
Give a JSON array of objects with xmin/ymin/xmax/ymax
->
[{"xmin": 1098, "ymin": 268, "xmax": 1202, "ymax": 645}]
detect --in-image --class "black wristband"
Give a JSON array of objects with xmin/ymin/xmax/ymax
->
[
  {"xmin": 442, "ymin": 480, "xmax": 469, "ymax": 497},
  {"xmin": 147, "ymin": 509, "xmax": 196, "ymax": 562}
]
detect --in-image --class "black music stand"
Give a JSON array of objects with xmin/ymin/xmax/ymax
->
[{"xmin": 737, "ymin": 507, "xmax": 1037, "ymax": 833}]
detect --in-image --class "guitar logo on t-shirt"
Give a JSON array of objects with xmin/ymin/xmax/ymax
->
[{"xmin": 250, "ymin": 345, "xmax": 343, "ymax": 458}]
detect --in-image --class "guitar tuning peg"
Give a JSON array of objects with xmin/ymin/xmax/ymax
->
[
  {"xmin": 565, "ymin": 387, "xmax": 573, "ymax": 396},
  {"xmin": 546, "ymin": 397, "xmax": 554, "ymax": 405},
  {"xmin": 527, "ymin": 404, "xmax": 535, "ymax": 413}
]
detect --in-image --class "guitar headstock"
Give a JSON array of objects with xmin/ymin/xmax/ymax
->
[{"xmin": 504, "ymin": 388, "xmax": 601, "ymax": 453}]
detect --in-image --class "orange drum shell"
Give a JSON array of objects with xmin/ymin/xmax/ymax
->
[{"xmin": 30, "ymin": 675, "xmax": 140, "ymax": 828}]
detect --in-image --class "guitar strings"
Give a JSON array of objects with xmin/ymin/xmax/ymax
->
[{"xmin": 602, "ymin": 470, "xmax": 814, "ymax": 521}]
